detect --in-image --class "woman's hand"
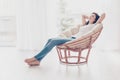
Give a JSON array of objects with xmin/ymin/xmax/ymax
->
[
  {"xmin": 96, "ymin": 13, "xmax": 106, "ymax": 23},
  {"xmin": 82, "ymin": 15, "xmax": 89, "ymax": 26},
  {"xmin": 82, "ymin": 15, "xmax": 89, "ymax": 19}
]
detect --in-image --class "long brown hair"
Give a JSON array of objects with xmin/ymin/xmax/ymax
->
[{"xmin": 86, "ymin": 12, "xmax": 100, "ymax": 25}]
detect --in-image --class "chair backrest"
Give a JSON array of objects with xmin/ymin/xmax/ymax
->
[
  {"xmin": 90, "ymin": 23, "xmax": 103, "ymax": 44},
  {"xmin": 64, "ymin": 23, "xmax": 103, "ymax": 49}
]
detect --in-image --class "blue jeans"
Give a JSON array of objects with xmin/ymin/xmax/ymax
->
[{"xmin": 34, "ymin": 37, "xmax": 75, "ymax": 61}]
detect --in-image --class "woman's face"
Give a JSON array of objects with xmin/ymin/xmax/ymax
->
[{"xmin": 89, "ymin": 13, "xmax": 96, "ymax": 24}]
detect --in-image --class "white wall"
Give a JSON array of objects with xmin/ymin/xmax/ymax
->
[{"xmin": 0, "ymin": 0, "xmax": 16, "ymax": 16}]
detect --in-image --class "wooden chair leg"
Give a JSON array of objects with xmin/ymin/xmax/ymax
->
[
  {"xmin": 77, "ymin": 49, "xmax": 81, "ymax": 63},
  {"xmin": 56, "ymin": 48, "xmax": 63, "ymax": 62},
  {"xmin": 68, "ymin": 50, "xmax": 70, "ymax": 57},
  {"xmin": 57, "ymin": 47, "xmax": 92, "ymax": 64},
  {"xmin": 64, "ymin": 49, "xmax": 68, "ymax": 63},
  {"xmin": 86, "ymin": 46, "xmax": 92, "ymax": 62}
]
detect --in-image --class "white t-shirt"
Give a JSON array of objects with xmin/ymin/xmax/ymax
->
[{"xmin": 73, "ymin": 24, "xmax": 96, "ymax": 38}]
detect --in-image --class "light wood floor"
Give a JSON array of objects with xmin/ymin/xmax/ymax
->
[{"xmin": 0, "ymin": 47, "xmax": 120, "ymax": 80}]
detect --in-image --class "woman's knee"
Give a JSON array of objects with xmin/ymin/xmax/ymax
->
[
  {"xmin": 48, "ymin": 38, "xmax": 52, "ymax": 42},
  {"xmin": 48, "ymin": 38, "xmax": 55, "ymax": 41},
  {"xmin": 47, "ymin": 38, "xmax": 55, "ymax": 44}
]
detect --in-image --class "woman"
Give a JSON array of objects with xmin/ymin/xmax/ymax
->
[{"xmin": 25, "ymin": 12, "xmax": 106, "ymax": 66}]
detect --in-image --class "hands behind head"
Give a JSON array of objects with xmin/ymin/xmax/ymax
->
[
  {"xmin": 82, "ymin": 15, "xmax": 89, "ymax": 19},
  {"xmin": 96, "ymin": 13, "xmax": 106, "ymax": 23}
]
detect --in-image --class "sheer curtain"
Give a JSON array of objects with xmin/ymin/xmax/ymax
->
[
  {"xmin": 16, "ymin": 0, "xmax": 47, "ymax": 50},
  {"xmin": 0, "ymin": 0, "xmax": 16, "ymax": 46}
]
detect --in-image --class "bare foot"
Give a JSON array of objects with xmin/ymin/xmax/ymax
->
[
  {"xmin": 28, "ymin": 60, "xmax": 40, "ymax": 66},
  {"xmin": 24, "ymin": 57, "xmax": 37, "ymax": 63}
]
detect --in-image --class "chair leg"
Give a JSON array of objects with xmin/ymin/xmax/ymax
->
[
  {"xmin": 57, "ymin": 47, "xmax": 91, "ymax": 64},
  {"xmin": 56, "ymin": 48, "xmax": 62, "ymax": 62},
  {"xmin": 68, "ymin": 50, "xmax": 70, "ymax": 57},
  {"xmin": 77, "ymin": 49, "xmax": 81, "ymax": 63},
  {"xmin": 64, "ymin": 49, "xmax": 68, "ymax": 63},
  {"xmin": 86, "ymin": 46, "xmax": 92, "ymax": 62}
]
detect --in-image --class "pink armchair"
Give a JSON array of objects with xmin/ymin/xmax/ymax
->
[{"xmin": 56, "ymin": 23, "xmax": 103, "ymax": 64}]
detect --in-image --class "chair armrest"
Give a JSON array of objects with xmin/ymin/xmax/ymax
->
[
  {"xmin": 60, "ymin": 35, "xmax": 92, "ymax": 49},
  {"xmin": 58, "ymin": 23, "xmax": 103, "ymax": 49}
]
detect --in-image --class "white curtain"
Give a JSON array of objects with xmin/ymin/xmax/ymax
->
[
  {"xmin": 0, "ymin": 0, "xmax": 16, "ymax": 46},
  {"xmin": 16, "ymin": 0, "xmax": 47, "ymax": 50}
]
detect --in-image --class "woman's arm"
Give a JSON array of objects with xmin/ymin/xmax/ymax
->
[
  {"xmin": 96, "ymin": 13, "xmax": 106, "ymax": 24},
  {"xmin": 82, "ymin": 15, "xmax": 89, "ymax": 26},
  {"xmin": 59, "ymin": 24, "xmax": 82, "ymax": 38},
  {"xmin": 59, "ymin": 14, "xmax": 90, "ymax": 37},
  {"xmin": 71, "ymin": 24, "xmax": 82, "ymax": 35}
]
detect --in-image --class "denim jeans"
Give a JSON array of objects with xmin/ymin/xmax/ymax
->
[{"xmin": 34, "ymin": 37, "xmax": 75, "ymax": 61}]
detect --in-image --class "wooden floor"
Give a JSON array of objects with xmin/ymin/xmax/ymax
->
[{"xmin": 0, "ymin": 47, "xmax": 120, "ymax": 80}]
